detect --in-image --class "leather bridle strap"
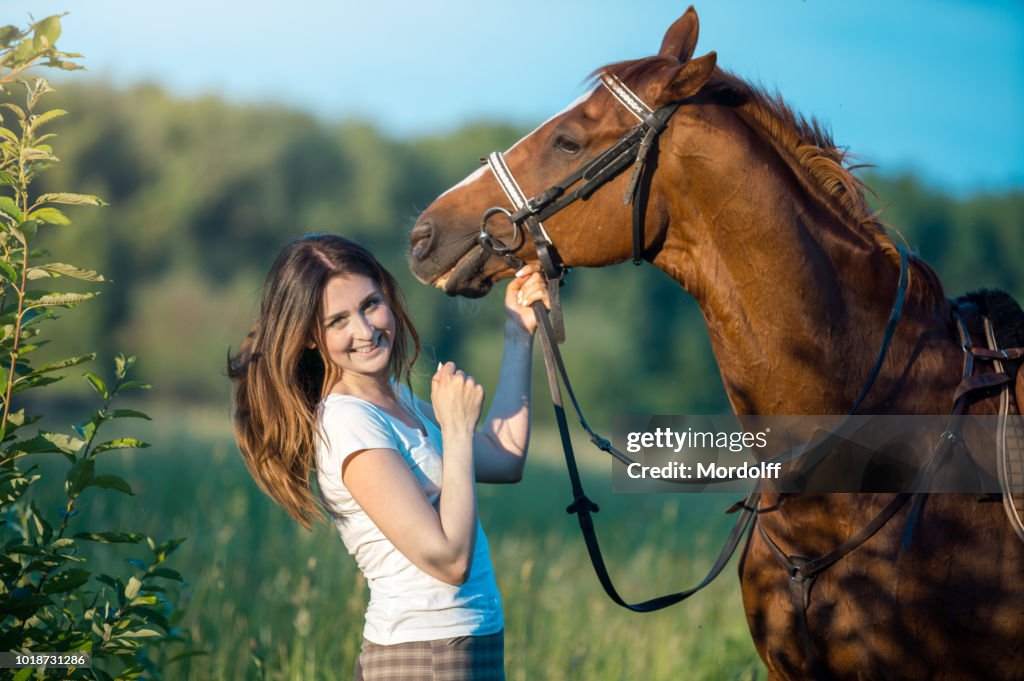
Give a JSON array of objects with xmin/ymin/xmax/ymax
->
[
  {"xmin": 531, "ymin": 298, "xmax": 761, "ymax": 612},
  {"xmin": 479, "ymin": 73, "xmax": 682, "ymax": 306},
  {"xmin": 486, "ymin": 152, "xmax": 566, "ymax": 343}
]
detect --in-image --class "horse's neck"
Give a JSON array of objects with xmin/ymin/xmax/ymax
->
[{"xmin": 651, "ymin": 154, "xmax": 953, "ymax": 416}]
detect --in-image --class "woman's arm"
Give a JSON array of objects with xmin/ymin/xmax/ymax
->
[
  {"xmin": 342, "ymin": 363, "xmax": 482, "ymax": 586},
  {"xmin": 417, "ymin": 268, "xmax": 549, "ymax": 484}
]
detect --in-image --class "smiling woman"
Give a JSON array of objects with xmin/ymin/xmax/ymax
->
[{"xmin": 227, "ymin": 234, "xmax": 551, "ymax": 680}]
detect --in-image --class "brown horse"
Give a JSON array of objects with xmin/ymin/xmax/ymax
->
[{"xmin": 407, "ymin": 8, "xmax": 1024, "ymax": 681}]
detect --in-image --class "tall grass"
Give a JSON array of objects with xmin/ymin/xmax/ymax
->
[{"xmin": 36, "ymin": 405, "xmax": 765, "ymax": 680}]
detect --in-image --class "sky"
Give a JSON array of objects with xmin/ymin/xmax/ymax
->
[{"xmin": 9, "ymin": 0, "xmax": 1024, "ymax": 195}]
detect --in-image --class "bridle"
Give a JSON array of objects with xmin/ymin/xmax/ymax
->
[{"xmin": 478, "ymin": 72, "xmax": 681, "ymax": 342}]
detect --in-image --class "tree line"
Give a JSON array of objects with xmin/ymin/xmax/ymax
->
[{"xmin": 30, "ymin": 80, "xmax": 1023, "ymax": 417}]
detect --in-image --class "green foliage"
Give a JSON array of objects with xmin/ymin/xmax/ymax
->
[{"xmin": 0, "ymin": 15, "xmax": 192, "ymax": 679}]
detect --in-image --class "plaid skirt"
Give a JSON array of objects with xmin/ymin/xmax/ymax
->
[{"xmin": 353, "ymin": 629, "xmax": 505, "ymax": 681}]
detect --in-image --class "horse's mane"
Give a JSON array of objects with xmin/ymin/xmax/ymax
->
[{"xmin": 596, "ymin": 58, "xmax": 947, "ymax": 315}]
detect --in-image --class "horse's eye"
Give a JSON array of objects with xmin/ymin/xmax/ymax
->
[{"xmin": 553, "ymin": 135, "xmax": 581, "ymax": 155}]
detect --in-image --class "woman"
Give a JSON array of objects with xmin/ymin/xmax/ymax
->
[{"xmin": 229, "ymin": 234, "xmax": 548, "ymax": 680}]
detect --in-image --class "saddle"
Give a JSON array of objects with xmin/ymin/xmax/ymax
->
[{"xmin": 957, "ymin": 289, "xmax": 1024, "ymax": 543}]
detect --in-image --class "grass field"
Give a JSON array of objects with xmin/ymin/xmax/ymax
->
[{"xmin": 35, "ymin": 404, "xmax": 766, "ymax": 680}]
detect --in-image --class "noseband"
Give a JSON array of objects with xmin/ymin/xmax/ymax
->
[{"xmin": 478, "ymin": 73, "xmax": 682, "ymax": 342}]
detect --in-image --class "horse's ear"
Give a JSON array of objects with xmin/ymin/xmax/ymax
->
[
  {"xmin": 654, "ymin": 51, "xmax": 716, "ymax": 106},
  {"xmin": 658, "ymin": 6, "xmax": 700, "ymax": 63}
]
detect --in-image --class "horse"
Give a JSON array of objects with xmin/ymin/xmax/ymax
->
[{"xmin": 407, "ymin": 7, "xmax": 1024, "ymax": 681}]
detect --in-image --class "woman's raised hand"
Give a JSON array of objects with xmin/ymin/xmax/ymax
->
[
  {"xmin": 431, "ymin": 362, "xmax": 485, "ymax": 439},
  {"xmin": 503, "ymin": 264, "xmax": 551, "ymax": 335}
]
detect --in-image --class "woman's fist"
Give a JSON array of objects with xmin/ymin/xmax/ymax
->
[
  {"xmin": 431, "ymin": 361, "xmax": 484, "ymax": 440},
  {"xmin": 503, "ymin": 264, "xmax": 551, "ymax": 335}
]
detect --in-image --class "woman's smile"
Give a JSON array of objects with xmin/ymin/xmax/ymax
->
[{"xmin": 351, "ymin": 334, "xmax": 387, "ymax": 358}]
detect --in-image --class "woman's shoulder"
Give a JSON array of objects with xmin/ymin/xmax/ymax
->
[
  {"xmin": 319, "ymin": 394, "xmax": 396, "ymax": 437},
  {"xmin": 323, "ymin": 391, "xmax": 391, "ymax": 417}
]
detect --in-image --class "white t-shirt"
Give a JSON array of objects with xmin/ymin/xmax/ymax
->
[{"xmin": 315, "ymin": 385, "xmax": 504, "ymax": 645}]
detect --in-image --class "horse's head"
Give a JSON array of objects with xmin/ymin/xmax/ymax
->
[{"xmin": 409, "ymin": 7, "xmax": 716, "ymax": 297}]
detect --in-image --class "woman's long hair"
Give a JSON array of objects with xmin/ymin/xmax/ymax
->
[{"xmin": 228, "ymin": 235, "xmax": 420, "ymax": 528}]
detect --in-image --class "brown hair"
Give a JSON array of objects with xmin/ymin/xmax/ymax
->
[{"xmin": 228, "ymin": 234, "xmax": 420, "ymax": 528}]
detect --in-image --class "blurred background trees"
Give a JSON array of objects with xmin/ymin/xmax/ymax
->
[{"xmin": 29, "ymin": 80, "xmax": 1021, "ymax": 420}]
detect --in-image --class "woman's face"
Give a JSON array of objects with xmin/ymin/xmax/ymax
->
[{"xmin": 317, "ymin": 273, "xmax": 396, "ymax": 381}]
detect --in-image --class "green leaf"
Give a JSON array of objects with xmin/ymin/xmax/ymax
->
[
  {"xmin": 34, "ymin": 16, "xmax": 62, "ymax": 47},
  {"xmin": 5, "ymin": 544, "xmax": 44, "ymax": 556},
  {"xmin": 0, "ymin": 471, "xmax": 38, "ymax": 504},
  {"xmin": 150, "ymin": 567, "xmax": 183, "ymax": 582},
  {"xmin": 64, "ymin": 457, "xmax": 94, "ymax": 495},
  {"xmin": 0, "ymin": 102, "xmax": 25, "ymax": 121},
  {"xmin": 0, "ymin": 25, "xmax": 21, "ymax": 49},
  {"xmin": 117, "ymin": 380, "xmax": 151, "ymax": 392},
  {"xmin": 28, "ymin": 108, "xmax": 67, "ymax": 132},
  {"xmin": 82, "ymin": 371, "xmax": 107, "ymax": 399},
  {"xmin": 0, "ymin": 195, "xmax": 23, "ymax": 222},
  {"xmin": 28, "ymin": 500, "xmax": 52, "ymax": 542},
  {"xmin": 124, "ymin": 576, "xmax": 142, "ymax": 600},
  {"xmin": 121, "ymin": 627, "xmax": 163, "ymax": 639},
  {"xmin": 35, "ymin": 192, "xmax": 106, "ymax": 207},
  {"xmin": 0, "ymin": 592, "xmax": 53, "ymax": 617},
  {"xmin": 93, "ymin": 438, "xmax": 149, "ymax": 454},
  {"xmin": 21, "ymin": 147, "xmax": 58, "ymax": 163},
  {"xmin": 6, "ymin": 433, "xmax": 69, "ymax": 456},
  {"xmin": 12, "ymin": 666, "xmax": 32, "ymax": 681},
  {"xmin": 151, "ymin": 537, "xmax": 187, "ymax": 559},
  {"xmin": 73, "ymin": 531, "xmax": 143, "ymax": 544},
  {"xmin": 88, "ymin": 474, "xmax": 134, "ymax": 496},
  {"xmin": 41, "ymin": 431, "xmax": 86, "ymax": 453},
  {"xmin": 107, "ymin": 409, "xmax": 151, "ymax": 421},
  {"xmin": 29, "ymin": 263, "xmax": 105, "ymax": 282},
  {"xmin": 26, "ymin": 291, "xmax": 98, "ymax": 308},
  {"xmin": 10, "ymin": 374, "xmax": 61, "ymax": 395},
  {"xmin": 13, "ymin": 39, "xmax": 38, "ymax": 64},
  {"xmin": 0, "ymin": 171, "xmax": 16, "ymax": 186},
  {"xmin": 115, "ymin": 353, "xmax": 136, "ymax": 379},
  {"xmin": 42, "ymin": 568, "xmax": 90, "ymax": 595},
  {"xmin": 32, "ymin": 353, "xmax": 96, "ymax": 375},
  {"xmin": 27, "ymin": 206, "xmax": 70, "ymax": 224},
  {"xmin": 0, "ymin": 259, "xmax": 17, "ymax": 283},
  {"xmin": 125, "ymin": 603, "xmax": 169, "ymax": 629},
  {"xmin": 13, "ymin": 219, "xmax": 38, "ymax": 243}
]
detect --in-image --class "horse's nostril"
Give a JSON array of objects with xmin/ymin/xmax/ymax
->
[{"xmin": 410, "ymin": 220, "xmax": 436, "ymax": 261}]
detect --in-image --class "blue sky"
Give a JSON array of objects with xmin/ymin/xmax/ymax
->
[{"xmin": 10, "ymin": 1, "xmax": 1024, "ymax": 195}]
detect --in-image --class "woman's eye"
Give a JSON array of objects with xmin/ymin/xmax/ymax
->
[{"xmin": 553, "ymin": 135, "xmax": 581, "ymax": 154}]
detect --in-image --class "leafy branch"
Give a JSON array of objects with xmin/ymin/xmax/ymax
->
[{"xmin": 0, "ymin": 14, "xmax": 194, "ymax": 680}]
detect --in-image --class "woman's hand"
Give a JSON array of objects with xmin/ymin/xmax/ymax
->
[
  {"xmin": 503, "ymin": 265, "xmax": 551, "ymax": 335},
  {"xmin": 431, "ymin": 361, "xmax": 484, "ymax": 440}
]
